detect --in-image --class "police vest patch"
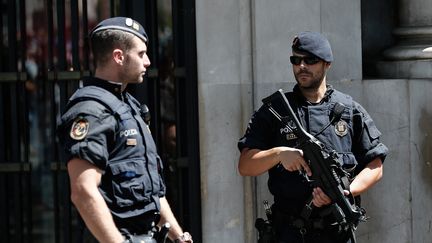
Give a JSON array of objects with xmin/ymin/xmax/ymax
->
[
  {"xmin": 286, "ymin": 133, "xmax": 297, "ymax": 140},
  {"xmin": 70, "ymin": 117, "xmax": 89, "ymax": 140},
  {"xmin": 335, "ymin": 120, "xmax": 348, "ymax": 137},
  {"xmin": 126, "ymin": 138, "xmax": 137, "ymax": 146}
]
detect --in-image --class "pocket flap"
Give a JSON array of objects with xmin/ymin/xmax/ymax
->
[
  {"xmin": 110, "ymin": 160, "xmax": 146, "ymax": 176},
  {"xmin": 365, "ymin": 118, "xmax": 381, "ymax": 139}
]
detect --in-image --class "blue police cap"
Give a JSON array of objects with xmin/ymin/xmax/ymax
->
[
  {"xmin": 91, "ymin": 17, "xmax": 148, "ymax": 43},
  {"xmin": 292, "ymin": 31, "xmax": 333, "ymax": 62}
]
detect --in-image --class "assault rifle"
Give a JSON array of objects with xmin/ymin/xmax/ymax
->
[{"xmin": 263, "ymin": 89, "xmax": 366, "ymax": 242}]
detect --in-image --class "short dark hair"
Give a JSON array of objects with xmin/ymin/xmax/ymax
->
[{"xmin": 90, "ymin": 29, "xmax": 136, "ymax": 67}]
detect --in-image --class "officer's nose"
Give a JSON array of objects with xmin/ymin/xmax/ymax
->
[
  {"xmin": 299, "ymin": 61, "xmax": 307, "ymax": 68},
  {"xmin": 144, "ymin": 55, "xmax": 151, "ymax": 68},
  {"xmin": 300, "ymin": 59, "xmax": 310, "ymax": 67}
]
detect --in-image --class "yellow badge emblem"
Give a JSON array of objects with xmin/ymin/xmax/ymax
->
[{"xmin": 70, "ymin": 117, "xmax": 89, "ymax": 140}]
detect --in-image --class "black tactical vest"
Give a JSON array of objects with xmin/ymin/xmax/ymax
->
[
  {"xmin": 65, "ymin": 86, "xmax": 165, "ymax": 218},
  {"xmin": 265, "ymin": 89, "xmax": 356, "ymax": 211}
]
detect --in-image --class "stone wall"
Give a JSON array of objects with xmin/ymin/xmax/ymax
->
[{"xmin": 195, "ymin": 0, "xmax": 432, "ymax": 242}]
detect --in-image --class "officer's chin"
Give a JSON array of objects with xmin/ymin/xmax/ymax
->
[{"xmin": 139, "ymin": 75, "xmax": 145, "ymax": 83}]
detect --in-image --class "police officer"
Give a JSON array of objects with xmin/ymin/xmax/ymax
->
[
  {"xmin": 237, "ymin": 31, "xmax": 388, "ymax": 243},
  {"xmin": 57, "ymin": 17, "xmax": 192, "ymax": 243}
]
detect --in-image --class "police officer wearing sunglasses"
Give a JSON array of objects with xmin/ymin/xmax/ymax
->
[
  {"xmin": 57, "ymin": 17, "xmax": 192, "ymax": 243},
  {"xmin": 238, "ymin": 31, "xmax": 388, "ymax": 243}
]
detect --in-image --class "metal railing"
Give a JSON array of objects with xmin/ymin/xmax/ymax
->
[{"xmin": 0, "ymin": 0, "xmax": 201, "ymax": 242}]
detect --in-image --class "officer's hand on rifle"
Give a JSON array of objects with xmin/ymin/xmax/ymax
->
[
  {"xmin": 312, "ymin": 188, "xmax": 352, "ymax": 207},
  {"xmin": 277, "ymin": 147, "xmax": 312, "ymax": 176},
  {"xmin": 312, "ymin": 187, "xmax": 332, "ymax": 207}
]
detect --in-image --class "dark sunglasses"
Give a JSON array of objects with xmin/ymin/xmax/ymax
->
[{"xmin": 290, "ymin": 56, "xmax": 321, "ymax": 65}]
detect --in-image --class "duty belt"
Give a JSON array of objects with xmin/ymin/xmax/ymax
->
[
  {"xmin": 124, "ymin": 234, "xmax": 156, "ymax": 243},
  {"xmin": 272, "ymin": 206, "xmax": 326, "ymax": 230},
  {"xmin": 125, "ymin": 222, "xmax": 170, "ymax": 243}
]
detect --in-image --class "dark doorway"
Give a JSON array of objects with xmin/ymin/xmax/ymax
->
[{"xmin": 361, "ymin": 0, "xmax": 397, "ymax": 78}]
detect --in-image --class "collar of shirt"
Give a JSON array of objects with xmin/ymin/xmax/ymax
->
[
  {"xmin": 82, "ymin": 76, "xmax": 123, "ymax": 100},
  {"xmin": 292, "ymin": 84, "xmax": 334, "ymax": 105}
]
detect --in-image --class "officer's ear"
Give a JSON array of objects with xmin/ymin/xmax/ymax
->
[
  {"xmin": 324, "ymin": 61, "xmax": 332, "ymax": 71},
  {"xmin": 113, "ymin": 49, "xmax": 125, "ymax": 65}
]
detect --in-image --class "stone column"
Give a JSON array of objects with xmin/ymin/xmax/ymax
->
[{"xmin": 378, "ymin": 0, "xmax": 432, "ymax": 78}]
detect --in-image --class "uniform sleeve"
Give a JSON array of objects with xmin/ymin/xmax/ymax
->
[
  {"xmin": 238, "ymin": 105, "xmax": 275, "ymax": 152},
  {"xmin": 157, "ymin": 156, "xmax": 167, "ymax": 197},
  {"xmin": 57, "ymin": 100, "xmax": 117, "ymax": 170},
  {"xmin": 352, "ymin": 102, "xmax": 388, "ymax": 170}
]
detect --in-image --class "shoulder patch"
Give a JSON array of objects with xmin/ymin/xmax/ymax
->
[{"xmin": 70, "ymin": 117, "xmax": 89, "ymax": 140}]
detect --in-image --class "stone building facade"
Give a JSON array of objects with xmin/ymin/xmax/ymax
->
[{"xmin": 196, "ymin": 0, "xmax": 432, "ymax": 242}]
